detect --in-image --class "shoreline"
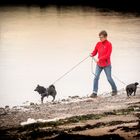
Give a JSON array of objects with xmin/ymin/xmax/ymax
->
[{"xmin": 0, "ymin": 89, "xmax": 140, "ymax": 139}]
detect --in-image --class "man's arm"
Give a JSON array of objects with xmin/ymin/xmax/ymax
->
[{"xmin": 90, "ymin": 43, "xmax": 98, "ymax": 57}]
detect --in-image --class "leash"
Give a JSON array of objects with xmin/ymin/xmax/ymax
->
[
  {"xmin": 50, "ymin": 55, "xmax": 139, "ymax": 94},
  {"xmin": 52, "ymin": 55, "xmax": 90, "ymax": 85},
  {"xmin": 91, "ymin": 57, "xmax": 96, "ymax": 77},
  {"xmin": 112, "ymin": 74, "xmax": 127, "ymax": 86},
  {"xmin": 91, "ymin": 57, "xmax": 127, "ymax": 86}
]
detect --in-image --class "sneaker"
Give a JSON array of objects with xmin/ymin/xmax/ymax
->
[
  {"xmin": 111, "ymin": 91, "xmax": 117, "ymax": 96},
  {"xmin": 90, "ymin": 93, "xmax": 97, "ymax": 98}
]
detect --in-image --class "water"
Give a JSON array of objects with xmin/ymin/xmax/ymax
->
[{"xmin": 0, "ymin": 6, "xmax": 140, "ymax": 107}]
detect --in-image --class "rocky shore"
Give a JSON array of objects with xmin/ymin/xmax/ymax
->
[{"xmin": 0, "ymin": 89, "xmax": 140, "ymax": 140}]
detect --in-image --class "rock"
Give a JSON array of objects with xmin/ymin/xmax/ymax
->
[
  {"xmin": 0, "ymin": 107, "xmax": 6, "ymax": 115},
  {"xmin": 52, "ymin": 102, "xmax": 57, "ymax": 105},
  {"xmin": 5, "ymin": 105, "xmax": 10, "ymax": 109},
  {"xmin": 134, "ymin": 107, "xmax": 140, "ymax": 111},
  {"xmin": 30, "ymin": 102, "xmax": 35, "ymax": 106},
  {"xmin": 5, "ymin": 106, "xmax": 10, "ymax": 113},
  {"xmin": 20, "ymin": 118, "xmax": 37, "ymax": 126},
  {"xmin": 23, "ymin": 101, "xmax": 30, "ymax": 106},
  {"xmin": 61, "ymin": 99, "xmax": 66, "ymax": 102},
  {"xmin": 37, "ymin": 119, "xmax": 47, "ymax": 123},
  {"xmin": 68, "ymin": 96, "xmax": 79, "ymax": 99}
]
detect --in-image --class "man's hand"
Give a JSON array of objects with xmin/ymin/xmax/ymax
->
[
  {"xmin": 90, "ymin": 53, "xmax": 99, "ymax": 63},
  {"xmin": 90, "ymin": 53, "xmax": 93, "ymax": 57},
  {"xmin": 93, "ymin": 57, "xmax": 99, "ymax": 63}
]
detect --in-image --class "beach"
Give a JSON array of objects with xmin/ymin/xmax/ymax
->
[{"xmin": 0, "ymin": 89, "xmax": 140, "ymax": 140}]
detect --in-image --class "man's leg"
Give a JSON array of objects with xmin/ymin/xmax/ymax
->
[
  {"xmin": 92, "ymin": 65, "xmax": 103, "ymax": 96},
  {"xmin": 104, "ymin": 65, "xmax": 117, "ymax": 95}
]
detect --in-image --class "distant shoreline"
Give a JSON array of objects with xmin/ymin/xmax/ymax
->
[{"xmin": 0, "ymin": 0, "xmax": 140, "ymax": 12}]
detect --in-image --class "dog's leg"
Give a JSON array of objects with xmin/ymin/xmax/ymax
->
[
  {"xmin": 127, "ymin": 92, "xmax": 130, "ymax": 97},
  {"xmin": 52, "ymin": 96, "xmax": 55, "ymax": 102},
  {"xmin": 126, "ymin": 89, "xmax": 130, "ymax": 97},
  {"xmin": 134, "ymin": 89, "xmax": 136, "ymax": 96},
  {"xmin": 127, "ymin": 89, "xmax": 132, "ymax": 97},
  {"xmin": 129, "ymin": 92, "xmax": 133, "ymax": 96},
  {"xmin": 41, "ymin": 96, "xmax": 44, "ymax": 104}
]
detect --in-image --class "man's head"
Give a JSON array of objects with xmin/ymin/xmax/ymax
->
[{"xmin": 99, "ymin": 30, "xmax": 107, "ymax": 42}]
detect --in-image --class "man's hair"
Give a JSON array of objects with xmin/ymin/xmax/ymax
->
[{"xmin": 99, "ymin": 30, "xmax": 108, "ymax": 37}]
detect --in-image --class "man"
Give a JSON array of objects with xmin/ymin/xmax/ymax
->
[{"xmin": 90, "ymin": 30, "xmax": 117, "ymax": 98}]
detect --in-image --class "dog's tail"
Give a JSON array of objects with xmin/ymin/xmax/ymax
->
[{"xmin": 49, "ymin": 84, "xmax": 55, "ymax": 89}]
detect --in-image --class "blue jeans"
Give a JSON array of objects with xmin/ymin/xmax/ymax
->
[{"xmin": 93, "ymin": 64, "xmax": 117, "ymax": 94}]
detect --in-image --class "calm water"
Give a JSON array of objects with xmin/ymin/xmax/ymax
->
[{"xmin": 0, "ymin": 6, "xmax": 140, "ymax": 107}]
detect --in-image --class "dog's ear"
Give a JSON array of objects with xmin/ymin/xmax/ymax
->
[
  {"xmin": 50, "ymin": 85, "xmax": 55, "ymax": 89},
  {"xmin": 135, "ymin": 82, "xmax": 139, "ymax": 85}
]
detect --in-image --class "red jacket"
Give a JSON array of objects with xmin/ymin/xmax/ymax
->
[{"xmin": 91, "ymin": 40, "xmax": 112, "ymax": 67}]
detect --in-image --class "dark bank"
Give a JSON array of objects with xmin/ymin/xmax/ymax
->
[{"xmin": 0, "ymin": 0, "xmax": 140, "ymax": 12}]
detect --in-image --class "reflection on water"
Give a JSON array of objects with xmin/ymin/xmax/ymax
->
[{"xmin": 0, "ymin": 6, "xmax": 140, "ymax": 107}]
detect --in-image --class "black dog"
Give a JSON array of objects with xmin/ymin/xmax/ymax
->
[
  {"xmin": 34, "ymin": 84, "xmax": 57, "ymax": 103},
  {"xmin": 126, "ymin": 82, "xmax": 139, "ymax": 97}
]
